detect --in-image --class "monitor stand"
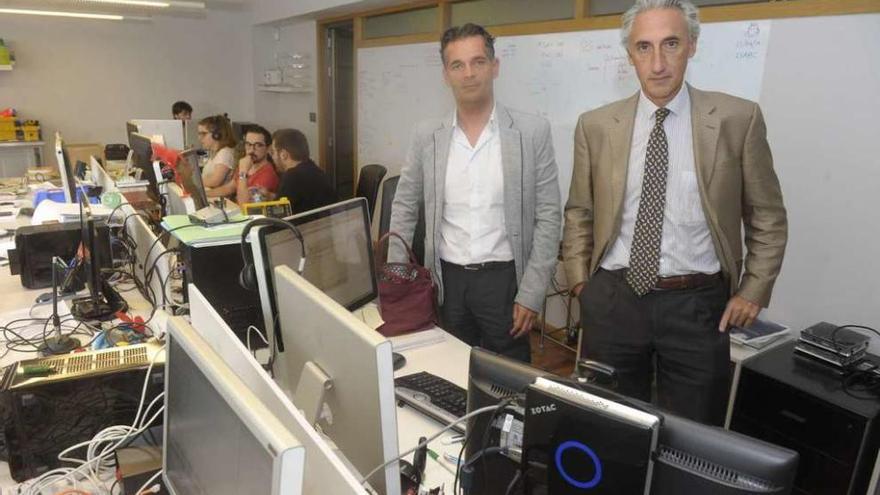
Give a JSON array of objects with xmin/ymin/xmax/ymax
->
[{"xmin": 295, "ymin": 361, "xmax": 333, "ymax": 426}]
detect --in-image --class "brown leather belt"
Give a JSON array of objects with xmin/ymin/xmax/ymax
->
[{"xmin": 653, "ymin": 272, "xmax": 722, "ymax": 290}]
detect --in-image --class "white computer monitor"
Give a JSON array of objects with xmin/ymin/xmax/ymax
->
[
  {"xmin": 119, "ymin": 202, "xmax": 174, "ymax": 310},
  {"xmin": 129, "ymin": 119, "xmax": 186, "ymax": 150},
  {"xmin": 249, "ymin": 198, "xmax": 378, "ymax": 349},
  {"xmin": 187, "ymin": 284, "xmax": 367, "ymax": 495},
  {"xmin": 164, "ymin": 316, "xmax": 305, "ymax": 495},
  {"xmin": 54, "ymin": 133, "xmax": 77, "ymax": 203},
  {"xmin": 273, "ymin": 266, "xmax": 400, "ymax": 495}
]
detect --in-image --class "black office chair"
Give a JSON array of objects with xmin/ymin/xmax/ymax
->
[
  {"xmin": 355, "ymin": 164, "xmax": 387, "ymax": 222},
  {"xmin": 377, "ymin": 175, "xmax": 425, "ymax": 266}
]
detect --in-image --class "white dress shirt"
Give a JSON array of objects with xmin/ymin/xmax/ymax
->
[
  {"xmin": 439, "ymin": 105, "xmax": 514, "ymax": 265},
  {"xmin": 601, "ymin": 88, "xmax": 721, "ymax": 276}
]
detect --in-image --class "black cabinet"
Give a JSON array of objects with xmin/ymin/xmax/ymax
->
[{"xmin": 730, "ymin": 342, "xmax": 880, "ymax": 495}]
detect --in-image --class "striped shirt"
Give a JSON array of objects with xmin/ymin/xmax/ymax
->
[{"xmin": 600, "ymin": 87, "xmax": 721, "ymax": 276}]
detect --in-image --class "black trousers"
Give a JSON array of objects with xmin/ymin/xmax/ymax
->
[
  {"xmin": 440, "ymin": 260, "xmax": 531, "ymax": 363},
  {"xmin": 579, "ymin": 269, "xmax": 730, "ymax": 425}
]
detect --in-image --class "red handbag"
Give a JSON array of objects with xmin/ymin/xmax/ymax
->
[{"xmin": 375, "ymin": 232, "xmax": 437, "ymax": 336}]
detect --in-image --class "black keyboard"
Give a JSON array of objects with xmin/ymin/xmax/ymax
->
[{"xmin": 395, "ymin": 371, "xmax": 467, "ymax": 434}]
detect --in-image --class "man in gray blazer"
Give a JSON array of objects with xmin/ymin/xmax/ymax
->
[{"xmin": 390, "ymin": 23, "xmax": 561, "ymax": 362}]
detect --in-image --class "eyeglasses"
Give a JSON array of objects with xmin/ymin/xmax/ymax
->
[
  {"xmin": 244, "ymin": 141, "xmax": 267, "ymax": 149},
  {"xmin": 197, "ymin": 131, "xmax": 210, "ymax": 137}
]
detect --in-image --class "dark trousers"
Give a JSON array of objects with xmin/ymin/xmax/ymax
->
[
  {"xmin": 579, "ymin": 269, "xmax": 730, "ymax": 425},
  {"xmin": 440, "ymin": 260, "xmax": 531, "ymax": 363}
]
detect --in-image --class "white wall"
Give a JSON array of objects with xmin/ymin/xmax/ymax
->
[
  {"xmin": 252, "ymin": 20, "xmax": 319, "ymax": 150},
  {"xmin": 0, "ymin": 11, "xmax": 255, "ymax": 157}
]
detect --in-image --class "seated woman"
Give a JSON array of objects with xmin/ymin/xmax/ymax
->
[
  {"xmin": 197, "ymin": 115, "xmax": 237, "ymax": 198},
  {"xmin": 236, "ymin": 125, "xmax": 279, "ymax": 205},
  {"xmin": 269, "ymin": 129, "xmax": 336, "ymax": 214}
]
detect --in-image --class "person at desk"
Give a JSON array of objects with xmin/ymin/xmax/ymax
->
[
  {"xmin": 562, "ymin": 0, "xmax": 788, "ymax": 425},
  {"xmin": 236, "ymin": 125, "xmax": 279, "ymax": 205},
  {"xmin": 269, "ymin": 128, "xmax": 335, "ymax": 214},
  {"xmin": 389, "ymin": 23, "xmax": 561, "ymax": 363},
  {"xmin": 172, "ymin": 101, "xmax": 192, "ymax": 121},
  {"xmin": 197, "ymin": 115, "xmax": 237, "ymax": 198}
]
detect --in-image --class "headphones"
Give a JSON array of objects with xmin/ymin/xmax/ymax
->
[{"xmin": 238, "ymin": 217, "xmax": 306, "ymax": 291}]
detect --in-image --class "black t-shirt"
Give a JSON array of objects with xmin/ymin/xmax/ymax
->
[{"xmin": 276, "ymin": 159, "xmax": 337, "ymax": 214}]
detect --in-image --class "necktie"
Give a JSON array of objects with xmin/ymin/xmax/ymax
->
[{"xmin": 626, "ymin": 107, "xmax": 671, "ymax": 296}]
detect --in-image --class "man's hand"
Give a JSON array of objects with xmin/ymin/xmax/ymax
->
[
  {"xmin": 719, "ymin": 295, "xmax": 761, "ymax": 332},
  {"xmin": 572, "ymin": 282, "xmax": 585, "ymax": 297},
  {"xmin": 238, "ymin": 155, "xmax": 253, "ymax": 174},
  {"xmin": 510, "ymin": 303, "xmax": 537, "ymax": 339}
]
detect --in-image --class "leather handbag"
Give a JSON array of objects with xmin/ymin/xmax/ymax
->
[{"xmin": 375, "ymin": 232, "xmax": 437, "ymax": 336}]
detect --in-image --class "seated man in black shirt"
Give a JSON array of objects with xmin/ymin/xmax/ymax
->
[{"xmin": 269, "ymin": 128, "xmax": 337, "ymax": 214}]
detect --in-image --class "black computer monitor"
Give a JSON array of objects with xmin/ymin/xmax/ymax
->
[
  {"xmin": 128, "ymin": 132, "xmax": 159, "ymax": 199},
  {"xmin": 70, "ymin": 198, "xmax": 127, "ymax": 321},
  {"xmin": 465, "ymin": 348, "xmax": 554, "ymax": 495},
  {"xmin": 465, "ymin": 348, "xmax": 799, "ymax": 495}
]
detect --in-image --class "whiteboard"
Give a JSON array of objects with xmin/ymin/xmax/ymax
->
[{"xmin": 357, "ymin": 20, "xmax": 771, "ymax": 203}]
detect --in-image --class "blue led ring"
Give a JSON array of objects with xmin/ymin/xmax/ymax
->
[{"xmin": 554, "ymin": 440, "xmax": 603, "ymax": 489}]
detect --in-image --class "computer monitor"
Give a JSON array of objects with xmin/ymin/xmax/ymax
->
[
  {"xmin": 128, "ymin": 132, "xmax": 160, "ymax": 199},
  {"xmin": 273, "ymin": 266, "xmax": 400, "ymax": 495},
  {"xmin": 130, "ymin": 119, "xmax": 186, "ymax": 150},
  {"xmin": 466, "ymin": 348, "xmax": 799, "ymax": 495},
  {"xmin": 126, "ymin": 121, "xmax": 139, "ymax": 140},
  {"xmin": 177, "ymin": 148, "xmax": 209, "ymax": 210},
  {"xmin": 187, "ymin": 283, "xmax": 367, "ymax": 495},
  {"xmin": 70, "ymin": 198, "xmax": 127, "ymax": 321},
  {"xmin": 54, "ymin": 134, "xmax": 77, "ymax": 203},
  {"xmin": 250, "ymin": 198, "xmax": 378, "ymax": 348},
  {"xmin": 164, "ymin": 316, "xmax": 305, "ymax": 495},
  {"xmin": 119, "ymin": 202, "xmax": 174, "ymax": 310}
]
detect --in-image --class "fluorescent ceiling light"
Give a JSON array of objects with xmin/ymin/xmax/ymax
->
[
  {"xmin": 0, "ymin": 7, "xmax": 124, "ymax": 19},
  {"xmin": 85, "ymin": 0, "xmax": 170, "ymax": 7}
]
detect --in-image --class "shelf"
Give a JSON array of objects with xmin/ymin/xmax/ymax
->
[
  {"xmin": 257, "ymin": 85, "xmax": 312, "ymax": 93},
  {"xmin": 0, "ymin": 141, "xmax": 45, "ymax": 148},
  {"xmin": 0, "ymin": 65, "xmax": 13, "ymax": 71}
]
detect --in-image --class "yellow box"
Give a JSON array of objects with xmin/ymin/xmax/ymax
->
[{"xmin": 23, "ymin": 130, "xmax": 40, "ymax": 141}]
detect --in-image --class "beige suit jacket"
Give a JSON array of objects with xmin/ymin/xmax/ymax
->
[{"xmin": 562, "ymin": 85, "xmax": 787, "ymax": 307}]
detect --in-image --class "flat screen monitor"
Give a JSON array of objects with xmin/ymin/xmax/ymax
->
[
  {"xmin": 273, "ymin": 266, "xmax": 400, "ymax": 495},
  {"xmin": 164, "ymin": 316, "xmax": 304, "ymax": 495},
  {"xmin": 465, "ymin": 348, "xmax": 799, "ymax": 495},
  {"xmin": 177, "ymin": 148, "xmax": 209, "ymax": 210},
  {"xmin": 130, "ymin": 119, "xmax": 185, "ymax": 150},
  {"xmin": 128, "ymin": 132, "xmax": 160, "ymax": 199},
  {"xmin": 250, "ymin": 198, "xmax": 377, "ymax": 348},
  {"xmin": 54, "ymin": 135, "xmax": 77, "ymax": 203},
  {"xmin": 187, "ymin": 283, "xmax": 368, "ymax": 495}
]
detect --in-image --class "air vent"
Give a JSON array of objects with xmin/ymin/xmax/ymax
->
[
  {"xmin": 96, "ymin": 350, "xmax": 122, "ymax": 370},
  {"xmin": 66, "ymin": 354, "xmax": 94, "ymax": 374},
  {"xmin": 490, "ymin": 384, "xmax": 516, "ymax": 398},
  {"xmin": 123, "ymin": 347, "xmax": 148, "ymax": 365},
  {"xmin": 657, "ymin": 446, "xmax": 778, "ymax": 492}
]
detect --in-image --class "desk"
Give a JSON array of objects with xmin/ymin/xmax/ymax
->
[{"xmin": 394, "ymin": 333, "xmax": 471, "ymax": 490}]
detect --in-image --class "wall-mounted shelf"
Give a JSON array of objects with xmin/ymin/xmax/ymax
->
[
  {"xmin": 257, "ymin": 85, "xmax": 311, "ymax": 93},
  {"xmin": 0, "ymin": 65, "xmax": 13, "ymax": 71}
]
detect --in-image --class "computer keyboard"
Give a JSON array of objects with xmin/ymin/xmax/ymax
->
[{"xmin": 395, "ymin": 371, "xmax": 467, "ymax": 434}]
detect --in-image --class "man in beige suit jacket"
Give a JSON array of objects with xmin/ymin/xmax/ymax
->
[{"xmin": 562, "ymin": 0, "xmax": 787, "ymax": 425}]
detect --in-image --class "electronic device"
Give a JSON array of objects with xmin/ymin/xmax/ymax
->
[
  {"xmin": 128, "ymin": 132, "xmax": 161, "ymax": 200},
  {"xmin": 0, "ymin": 340, "xmax": 165, "ymax": 482},
  {"xmin": 242, "ymin": 198, "xmax": 293, "ymax": 218},
  {"xmin": 467, "ymin": 348, "xmax": 799, "ymax": 495},
  {"xmin": 70, "ymin": 198, "xmax": 127, "ymax": 321},
  {"xmin": 129, "ymin": 119, "xmax": 186, "ymax": 150},
  {"xmin": 732, "ymin": 341, "xmax": 877, "ymax": 494},
  {"xmin": 9, "ymin": 221, "xmax": 112, "ymax": 290},
  {"xmin": 273, "ymin": 266, "xmax": 401, "ymax": 495},
  {"xmin": 520, "ymin": 378, "xmax": 660, "ymax": 495},
  {"xmin": 162, "ymin": 148, "xmax": 208, "ymax": 217},
  {"xmin": 395, "ymin": 371, "xmax": 467, "ymax": 434},
  {"xmin": 250, "ymin": 198, "xmax": 378, "ymax": 350},
  {"xmin": 120, "ymin": 202, "xmax": 175, "ymax": 311},
  {"xmin": 189, "ymin": 197, "xmax": 241, "ymax": 225},
  {"xmin": 794, "ymin": 321, "xmax": 869, "ymax": 368},
  {"xmin": 39, "ymin": 256, "xmax": 79, "ymax": 355},
  {"xmin": 54, "ymin": 133, "xmax": 78, "ymax": 203},
  {"xmin": 186, "ymin": 283, "xmax": 367, "ymax": 494},
  {"xmin": 465, "ymin": 347, "xmax": 553, "ymax": 495},
  {"xmin": 163, "ymin": 316, "xmax": 304, "ymax": 495}
]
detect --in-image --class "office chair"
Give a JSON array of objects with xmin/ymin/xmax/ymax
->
[
  {"xmin": 355, "ymin": 164, "xmax": 387, "ymax": 222},
  {"xmin": 377, "ymin": 175, "xmax": 425, "ymax": 266}
]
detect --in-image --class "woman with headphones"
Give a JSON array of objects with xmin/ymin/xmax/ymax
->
[{"xmin": 197, "ymin": 115, "xmax": 237, "ymax": 197}]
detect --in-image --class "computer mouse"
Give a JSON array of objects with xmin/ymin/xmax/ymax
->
[
  {"xmin": 393, "ymin": 352, "xmax": 407, "ymax": 371},
  {"xmin": 19, "ymin": 207, "xmax": 34, "ymax": 217}
]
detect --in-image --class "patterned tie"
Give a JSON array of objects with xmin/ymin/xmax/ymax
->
[{"xmin": 626, "ymin": 107, "xmax": 671, "ymax": 296}]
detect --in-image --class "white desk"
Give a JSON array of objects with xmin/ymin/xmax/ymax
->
[{"xmin": 394, "ymin": 333, "xmax": 471, "ymax": 491}]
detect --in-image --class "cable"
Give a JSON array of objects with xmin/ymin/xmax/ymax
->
[
  {"xmin": 454, "ymin": 396, "xmax": 517, "ymax": 495},
  {"xmin": 830, "ymin": 324, "xmax": 880, "ymax": 348},
  {"xmin": 359, "ymin": 404, "xmax": 504, "ymax": 486},
  {"xmin": 133, "ymin": 470, "xmax": 163, "ymax": 494}
]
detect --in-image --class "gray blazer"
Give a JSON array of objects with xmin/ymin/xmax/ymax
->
[{"xmin": 389, "ymin": 103, "xmax": 562, "ymax": 313}]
